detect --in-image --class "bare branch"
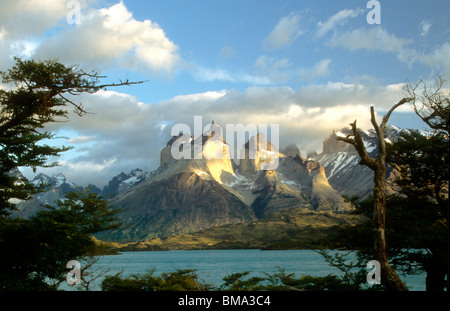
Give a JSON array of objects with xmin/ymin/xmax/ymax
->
[
  {"xmin": 336, "ymin": 120, "xmax": 377, "ymax": 169},
  {"xmin": 57, "ymin": 93, "xmax": 87, "ymax": 116},
  {"xmin": 405, "ymin": 75, "xmax": 449, "ymax": 135},
  {"xmin": 96, "ymin": 79, "xmax": 147, "ymax": 91},
  {"xmin": 370, "ymin": 106, "xmax": 381, "ymax": 138},
  {"xmin": 381, "ymin": 97, "xmax": 413, "ymax": 129},
  {"xmin": 335, "ymin": 126, "xmax": 356, "ymax": 146}
]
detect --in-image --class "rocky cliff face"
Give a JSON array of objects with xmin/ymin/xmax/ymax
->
[
  {"xmin": 101, "ymin": 168, "xmax": 149, "ymax": 198},
  {"xmin": 98, "ymin": 172, "xmax": 255, "ymax": 241},
  {"xmin": 100, "ymin": 124, "xmax": 351, "ymax": 241},
  {"xmin": 246, "ymin": 146, "xmax": 350, "ymax": 219},
  {"xmin": 312, "ymin": 126, "xmax": 402, "ymax": 199}
]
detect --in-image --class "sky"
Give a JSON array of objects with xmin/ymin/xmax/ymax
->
[{"xmin": 1, "ymin": 0, "xmax": 449, "ymax": 187}]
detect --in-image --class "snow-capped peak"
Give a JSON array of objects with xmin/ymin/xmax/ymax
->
[
  {"xmin": 32, "ymin": 173, "xmax": 76, "ymax": 188},
  {"xmin": 101, "ymin": 169, "xmax": 149, "ymax": 196}
]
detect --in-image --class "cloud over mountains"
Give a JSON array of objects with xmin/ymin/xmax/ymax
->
[
  {"xmin": 1, "ymin": 1, "xmax": 447, "ymax": 187},
  {"xmin": 33, "ymin": 80, "xmax": 411, "ymax": 187}
]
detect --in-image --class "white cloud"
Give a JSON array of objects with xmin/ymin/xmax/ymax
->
[
  {"xmin": 263, "ymin": 13, "xmax": 305, "ymax": 50},
  {"xmin": 420, "ymin": 20, "xmax": 432, "ymax": 37},
  {"xmin": 220, "ymin": 46, "xmax": 236, "ymax": 58},
  {"xmin": 32, "ymin": 80, "xmax": 413, "ymax": 187},
  {"xmin": 67, "ymin": 136, "xmax": 96, "ymax": 144},
  {"xmin": 398, "ymin": 42, "xmax": 450, "ymax": 71},
  {"xmin": 328, "ymin": 26, "xmax": 412, "ymax": 53},
  {"xmin": 325, "ymin": 22, "xmax": 449, "ymax": 72},
  {"xmin": 312, "ymin": 59, "xmax": 332, "ymax": 77},
  {"xmin": 254, "ymin": 57, "xmax": 332, "ymax": 83},
  {"xmin": 33, "ymin": 1, "xmax": 181, "ymax": 74},
  {"xmin": 294, "ymin": 81, "xmax": 408, "ymax": 111},
  {"xmin": 316, "ymin": 8, "xmax": 363, "ymax": 38},
  {"xmin": 9, "ymin": 40, "xmax": 39, "ymax": 58},
  {"xmin": 0, "ymin": 0, "xmax": 73, "ymax": 37},
  {"xmin": 0, "ymin": 0, "xmax": 86, "ymax": 69},
  {"xmin": 320, "ymin": 11, "xmax": 447, "ymax": 73},
  {"xmin": 254, "ymin": 56, "xmax": 293, "ymax": 83},
  {"xmin": 194, "ymin": 66, "xmax": 272, "ymax": 85},
  {"xmin": 0, "ymin": 26, "xmax": 6, "ymax": 40},
  {"xmin": 301, "ymin": 58, "xmax": 332, "ymax": 80},
  {"xmin": 194, "ymin": 67, "xmax": 234, "ymax": 82},
  {"xmin": 0, "ymin": 31, "xmax": 12, "ymax": 69}
]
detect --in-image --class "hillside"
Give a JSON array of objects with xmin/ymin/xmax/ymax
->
[{"xmin": 110, "ymin": 208, "xmax": 367, "ymax": 251}]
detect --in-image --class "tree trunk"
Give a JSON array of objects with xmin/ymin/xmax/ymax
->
[
  {"xmin": 425, "ymin": 251, "xmax": 447, "ymax": 291},
  {"xmin": 373, "ymin": 164, "xmax": 408, "ymax": 291}
]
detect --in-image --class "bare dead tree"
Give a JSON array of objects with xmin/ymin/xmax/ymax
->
[
  {"xmin": 336, "ymin": 98, "xmax": 413, "ymax": 291},
  {"xmin": 76, "ymin": 256, "xmax": 113, "ymax": 291},
  {"xmin": 405, "ymin": 75, "xmax": 449, "ymax": 136}
]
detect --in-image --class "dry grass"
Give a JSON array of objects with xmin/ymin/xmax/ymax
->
[{"xmin": 107, "ymin": 208, "xmax": 367, "ymax": 252}]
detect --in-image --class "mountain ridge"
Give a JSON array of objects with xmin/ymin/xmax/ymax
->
[
  {"xmin": 14, "ymin": 124, "xmax": 407, "ymax": 243},
  {"xmin": 96, "ymin": 124, "xmax": 352, "ymax": 241}
]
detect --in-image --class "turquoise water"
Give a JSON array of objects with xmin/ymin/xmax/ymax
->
[{"xmin": 66, "ymin": 249, "xmax": 426, "ymax": 291}]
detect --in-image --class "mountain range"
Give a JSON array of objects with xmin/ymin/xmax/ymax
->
[{"xmin": 13, "ymin": 124, "xmax": 405, "ymax": 243}]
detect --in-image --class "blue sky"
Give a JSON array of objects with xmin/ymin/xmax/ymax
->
[
  {"xmin": 1, "ymin": 0, "xmax": 449, "ymax": 186},
  {"xmin": 111, "ymin": 0, "xmax": 449, "ymax": 101}
]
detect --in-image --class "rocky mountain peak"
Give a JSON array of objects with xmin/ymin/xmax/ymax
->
[
  {"xmin": 323, "ymin": 125, "xmax": 405, "ymax": 155},
  {"xmin": 14, "ymin": 172, "xmax": 78, "ymax": 218},
  {"xmin": 313, "ymin": 125, "xmax": 405, "ymax": 199},
  {"xmin": 281, "ymin": 144, "xmax": 301, "ymax": 158},
  {"xmin": 101, "ymin": 168, "xmax": 148, "ymax": 197},
  {"xmin": 322, "ymin": 129, "xmax": 356, "ymax": 154},
  {"xmin": 31, "ymin": 172, "xmax": 76, "ymax": 188}
]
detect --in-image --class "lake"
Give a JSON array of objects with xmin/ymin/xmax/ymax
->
[{"xmin": 65, "ymin": 249, "xmax": 426, "ymax": 291}]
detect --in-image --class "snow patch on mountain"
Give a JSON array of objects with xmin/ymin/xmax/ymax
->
[
  {"xmin": 101, "ymin": 168, "xmax": 149, "ymax": 196},
  {"xmin": 312, "ymin": 125, "xmax": 405, "ymax": 199},
  {"xmin": 32, "ymin": 173, "xmax": 76, "ymax": 188}
]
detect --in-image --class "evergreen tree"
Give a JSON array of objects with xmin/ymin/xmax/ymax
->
[
  {"xmin": 0, "ymin": 58, "xmax": 141, "ymax": 290},
  {"xmin": 0, "ymin": 57, "xmax": 141, "ymax": 215},
  {"xmin": 386, "ymin": 132, "xmax": 448, "ymax": 291},
  {"xmin": 0, "ymin": 188, "xmax": 120, "ymax": 290}
]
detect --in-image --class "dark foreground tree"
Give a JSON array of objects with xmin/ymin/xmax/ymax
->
[
  {"xmin": 330, "ymin": 193, "xmax": 446, "ymax": 291},
  {"xmin": 0, "ymin": 188, "xmax": 120, "ymax": 290},
  {"xmin": 101, "ymin": 268, "xmax": 213, "ymax": 291},
  {"xmin": 0, "ymin": 58, "xmax": 141, "ymax": 290},
  {"xmin": 0, "ymin": 57, "xmax": 142, "ymax": 215},
  {"xmin": 387, "ymin": 77, "xmax": 449, "ymax": 291}
]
